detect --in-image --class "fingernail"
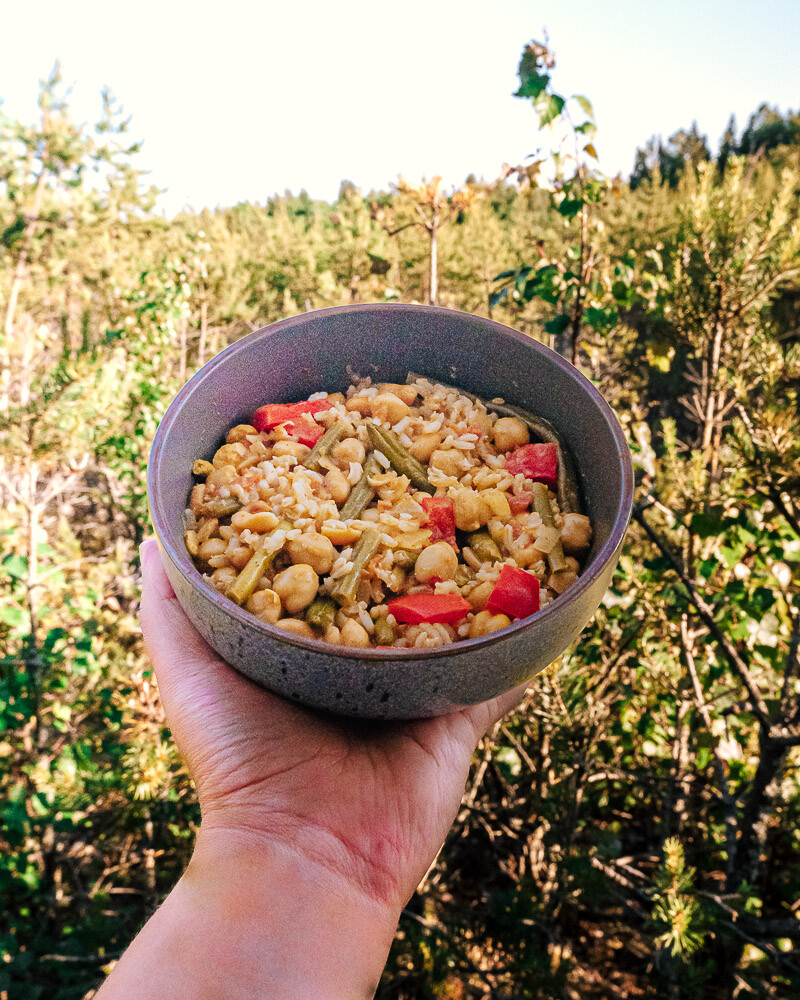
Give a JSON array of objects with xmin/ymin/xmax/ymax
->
[{"xmin": 139, "ymin": 538, "xmax": 158, "ymax": 569}]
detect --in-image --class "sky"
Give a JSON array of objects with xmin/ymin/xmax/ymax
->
[{"xmin": 1, "ymin": 0, "xmax": 798, "ymax": 216}]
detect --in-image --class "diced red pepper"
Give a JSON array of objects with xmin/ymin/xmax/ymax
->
[
  {"xmin": 508, "ymin": 492, "xmax": 532, "ymax": 514},
  {"xmin": 421, "ymin": 496, "xmax": 457, "ymax": 550},
  {"xmin": 252, "ymin": 399, "xmax": 332, "ymax": 433},
  {"xmin": 387, "ymin": 593, "xmax": 472, "ymax": 626},
  {"xmin": 504, "ymin": 442, "xmax": 558, "ymax": 491},
  {"xmin": 283, "ymin": 415, "xmax": 325, "ymax": 447},
  {"xmin": 486, "ymin": 564, "xmax": 540, "ymax": 619}
]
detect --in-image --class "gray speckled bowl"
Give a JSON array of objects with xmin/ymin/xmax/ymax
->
[{"xmin": 148, "ymin": 304, "xmax": 633, "ymax": 719}]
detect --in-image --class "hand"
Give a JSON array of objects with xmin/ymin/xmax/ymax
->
[{"xmin": 99, "ymin": 539, "xmax": 526, "ymax": 1000}]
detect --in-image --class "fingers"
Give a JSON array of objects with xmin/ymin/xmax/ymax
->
[
  {"xmin": 460, "ymin": 680, "xmax": 530, "ymax": 745},
  {"xmin": 139, "ymin": 540, "xmax": 241, "ymax": 714}
]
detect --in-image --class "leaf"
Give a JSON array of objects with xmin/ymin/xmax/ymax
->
[
  {"xmin": 493, "ymin": 269, "xmax": 518, "ymax": 281},
  {"xmin": 536, "ymin": 94, "xmax": 565, "ymax": 126},
  {"xmin": 583, "ymin": 143, "xmax": 599, "ymax": 160},
  {"xmin": 544, "ymin": 314, "xmax": 571, "ymax": 336},
  {"xmin": 557, "ymin": 198, "xmax": 584, "ymax": 221},
  {"xmin": 514, "ymin": 74, "xmax": 549, "ymax": 99},
  {"xmin": 575, "ymin": 121, "xmax": 597, "ymax": 137},
  {"xmin": 1, "ymin": 554, "xmax": 28, "ymax": 580},
  {"xmin": 573, "ymin": 94, "xmax": 594, "ymax": 118},
  {"xmin": 489, "ymin": 287, "xmax": 509, "ymax": 309},
  {"xmin": 0, "ymin": 607, "xmax": 27, "ymax": 629}
]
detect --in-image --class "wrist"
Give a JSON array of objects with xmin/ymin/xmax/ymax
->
[{"xmin": 178, "ymin": 826, "xmax": 400, "ymax": 999}]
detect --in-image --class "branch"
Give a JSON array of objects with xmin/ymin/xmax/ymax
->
[
  {"xmin": 384, "ymin": 220, "xmax": 421, "ymax": 237},
  {"xmin": 633, "ymin": 503, "xmax": 772, "ymax": 727}
]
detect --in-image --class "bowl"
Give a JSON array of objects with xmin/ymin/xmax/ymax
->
[{"xmin": 147, "ymin": 304, "xmax": 633, "ymax": 719}]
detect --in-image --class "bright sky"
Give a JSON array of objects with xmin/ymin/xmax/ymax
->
[{"xmin": 2, "ymin": 0, "xmax": 797, "ymax": 216}]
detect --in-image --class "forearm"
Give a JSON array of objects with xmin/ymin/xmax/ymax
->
[{"xmin": 97, "ymin": 829, "xmax": 400, "ymax": 1000}]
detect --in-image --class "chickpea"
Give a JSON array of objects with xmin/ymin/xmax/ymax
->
[
  {"xmin": 229, "ymin": 544, "xmax": 254, "ymax": 569},
  {"xmin": 514, "ymin": 543, "xmax": 546, "ymax": 569},
  {"xmin": 409, "ymin": 432, "xmax": 441, "ymax": 463},
  {"xmin": 468, "ymin": 610, "xmax": 512, "ymax": 638},
  {"xmin": 245, "ymin": 588, "xmax": 282, "ymax": 624},
  {"xmin": 213, "ymin": 442, "xmax": 248, "ymax": 468},
  {"xmin": 275, "ymin": 618, "xmax": 316, "ymax": 639},
  {"xmin": 561, "ymin": 513, "xmax": 593, "ymax": 555},
  {"xmin": 226, "ymin": 423, "xmax": 257, "ymax": 444},
  {"xmin": 371, "ymin": 392, "xmax": 411, "ymax": 425},
  {"xmin": 414, "ymin": 542, "xmax": 458, "ymax": 583},
  {"xmin": 287, "ymin": 532, "xmax": 336, "ymax": 575},
  {"xmin": 378, "ymin": 383, "xmax": 419, "ymax": 405},
  {"xmin": 323, "ymin": 624, "xmax": 341, "ymax": 644},
  {"xmin": 470, "ymin": 411, "xmax": 494, "ymax": 437},
  {"xmin": 430, "ymin": 449, "xmax": 470, "ymax": 479},
  {"xmin": 192, "ymin": 459, "xmax": 215, "ymax": 476},
  {"xmin": 211, "ymin": 566, "xmax": 238, "ymax": 591},
  {"xmin": 331, "ymin": 437, "xmax": 366, "ymax": 469},
  {"xmin": 272, "ymin": 440, "xmax": 312, "ymax": 461},
  {"xmin": 481, "ymin": 489, "xmax": 512, "ymax": 519},
  {"xmin": 467, "ymin": 580, "xmax": 495, "ymax": 612},
  {"xmin": 206, "ymin": 464, "xmax": 238, "ymax": 488},
  {"xmin": 198, "ymin": 537, "xmax": 227, "ymax": 561},
  {"xmin": 345, "ymin": 395, "xmax": 371, "ymax": 413},
  {"xmin": 325, "ymin": 468, "xmax": 351, "ymax": 505},
  {"xmin": 189, "ymin": 483, "xmax": 206, "ymax": 514},
  {"xmin": 340, "ymin": 618, "xmax": 371, "ymax": 648},
  {"xmin": 231, "ymin": 509, "xmax": 280, "ymax": 533},
  {"xmin": 492, "ymin": 417, "xmax": 529, "ymax": 453},
  {"xmin": 184, "ymin": 529, "xmax": 199, "ymax": 557},
  {"xmin": 272, "ymin": 564, "xmax": 320, "ymax": 613},
  {"xmin": 548, "ymin": 569, "xmax": 579, "ymax": 595},
  {"xmin": 453, "ymin": 489, "xmax": 491, "ymax": 532}
]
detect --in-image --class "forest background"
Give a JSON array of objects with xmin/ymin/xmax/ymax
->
[{"xmin": 1, "ymin": 32, "xmax": 800, "ymax": 1000}]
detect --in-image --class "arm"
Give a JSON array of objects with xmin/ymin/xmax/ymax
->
[{"xmin": 98, "ymin": 540, "xmax": 526, "ymax": 999}]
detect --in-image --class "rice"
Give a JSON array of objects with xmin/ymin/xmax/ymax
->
[{"xmin": 184, "ymin": 372, "xmax": 592, "ymax": 649}]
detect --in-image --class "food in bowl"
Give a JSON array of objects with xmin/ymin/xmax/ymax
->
[{"xmin": 182, "ymin": 375, "xmax": 593, "ymax": 650}]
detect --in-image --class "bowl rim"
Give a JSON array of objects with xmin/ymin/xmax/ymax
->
[{"xmin": 148, "ymin": 303, "xmax": 634, "ymax": 660}]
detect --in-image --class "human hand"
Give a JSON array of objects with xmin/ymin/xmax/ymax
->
[{"xmin": 100, "ymin": 539, "xmax": 526, "ymax": 1000}]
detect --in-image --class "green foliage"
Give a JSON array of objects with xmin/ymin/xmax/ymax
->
[
  {"xmin": 2, "ymin": 48, "xmax": 800, "ymax": 1000},
  {"xmin": 651, "ymin": 838, "xmax": 708, "ymax": 958}
]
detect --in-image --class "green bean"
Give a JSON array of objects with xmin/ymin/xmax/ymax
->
[
  {"xmin": 227, "ymin": 548, "xmax": 275, "ymax": 606},
  {"xmin": 467, "ymin": 531, "xmax": 502, "ymax": 563},
  {"xmin": 339, "ymin": 455, "xmax": 382, "ymax": 519},
  {"xmin": 199, "ymin": 496, "xmax": 243, "ymax": 519},
  {"xmin": 304, "ymin": 420, "xmax": 348, "ymax": 471},
  {"xmin": 332, "ymin": 528, "xmax": 381, "ymax": 605},
  {"xmin": 373, "ymin": 616, "xmax": 397, "ymax": 646},
  {"xmin": 405, "ymin": 372, "xmax": 581, "ymax": 514},
  {"xmin": 392, "ymin": 548, "xmax": 418, "ymax": 571},
  {"xmin": 306, "ymin": 596, "xmax": 337, "ymax": 630},
  {"xmin": 367, "ymin": 423, "xmax": 434, "ymax": 494},
  {"xmin": 531, "ymin": 482, "xmax": 567, "ymax": 573}
]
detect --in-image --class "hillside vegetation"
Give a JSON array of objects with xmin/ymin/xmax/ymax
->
[{"xmin": 1, "ymin": 45, "xmax": 799, "ymax": 999}]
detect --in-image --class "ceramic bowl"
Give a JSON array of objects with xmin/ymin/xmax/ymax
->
[{"xmin": 147, "ymin": 304, "xmax": 633, "ymax": 719}]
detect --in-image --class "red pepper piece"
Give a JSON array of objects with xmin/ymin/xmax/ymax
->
[
  {"xmin": 486, "ymin": 564, "xmax": 540, "ymax": 619},
  {"xmin": 504, "ymin": 442, "xmax": 558, "ymax": 490},
  {"xmin": 283, "ymin": 415, "xmax": 325, "ymax": 447},
  {"xmin": 387, "ymin": 593, "xmax": 472, "ymax": 626},
  {"xmin": 421, "ymin": 496, "xmax": 458, "ymax": 550},
  {"xmin": 253, "ymin": 399, "xmax": 332, "ymax": 433},
  {"xmin": 508, "ymin": 492, "xmax": 532, "ymax": 514}
]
